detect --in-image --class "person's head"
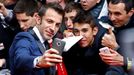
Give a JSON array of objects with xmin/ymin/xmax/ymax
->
[
  {"xmin": 80, "ymin": 0, "xmax": 100, "ymax": 11},
  {"xmin": 46, "ymin": 0, "xmax": 66, "ymax": 9},
  {"xmin": 64, "ymin": 2, "xmax": 81, "ymax": 29},
  {"xmin": 108, "ymin": 0, "xmax": 134, "ymax": 28},
  {"xmin": 73, "ymin": 12, "xmax": 98, "ymax": 47},
  {"xmin": 46, "ymin": 0, "xmax": 59, "ymax": 4},
  {"xmin": 14, "ymin": 0, "xmax": 39, "ymax": 31},
  {"xmin": 37, "ymin": 3, "xmax": 64, "ymax": 40}
]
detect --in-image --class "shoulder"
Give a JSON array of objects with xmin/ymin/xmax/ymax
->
[
  {"xmin": 15, "ymin": 32, "xmax": 33, "ymax": 38},
  {"xmin": 14, "ymin": 32, "xmax": 35, "ymax": 42},
  {"xmin": 10, "ymin": 32, "xmax": 36, "ymax": 49},
  {"xmin": 9, "ymin": 32, "xmax": 37, "ymax": 56}
]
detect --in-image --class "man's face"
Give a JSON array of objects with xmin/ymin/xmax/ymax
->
[
  {"xmin": 80, "ymin": 0, "xmax": 100, "ymax": 11},
  {"xmin": 73, "ymin": 23, "xmax": 98, "ymax": 47},
  {"xmin": 16, "ymin": 13, "xmax": 37, "ymax": 31},
  {"xmin": 38, "ymin": 8, "xmax": 63, "ymax": 40},
  {"xmin": 108, "ymin": 2, "xmax": 133, "ymax": 27},
  {"xmin": 64, "ymin": 10, "xmax": 77, "ymax": 29}
]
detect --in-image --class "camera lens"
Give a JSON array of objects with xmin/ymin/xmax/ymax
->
[{"xmin": 57, "ymin": 42, "xmax": 61, "ymax": 46}]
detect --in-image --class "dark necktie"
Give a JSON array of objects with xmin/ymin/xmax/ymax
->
[{"xmin": 44, "ymin": 41, "xmax": 50, "ymax": 50}]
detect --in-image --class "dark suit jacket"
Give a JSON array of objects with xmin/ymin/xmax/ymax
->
[{"xmin": 9, "ymin": 31, "xmax": 49, "ymax": 75}]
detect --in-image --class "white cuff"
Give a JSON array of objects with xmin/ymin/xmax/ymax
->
[{"xmin": 33, "ymin": 56, "xmax": 41, "ymax": 68}]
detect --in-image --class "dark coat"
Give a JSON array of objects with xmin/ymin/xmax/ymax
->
[
  {"xmin": 100, "ymin": 15, "xmax": 134, "ymax": 73},
  {"xmin": 63, "ymin": 24, "xmax": 125, "ymax": 75}
]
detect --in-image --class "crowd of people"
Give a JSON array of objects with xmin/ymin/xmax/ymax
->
[{"xmin": 0, "ymin": 0, "xmax": 134, "ymax": 75}]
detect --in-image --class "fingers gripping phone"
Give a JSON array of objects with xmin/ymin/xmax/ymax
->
[
  {"xmin": 99, "ymin": 47, "xmax": 111, "ymax": 54},
  {"xmin": 52, "ymin": 38, "xmax": 66, "ymax": 55}
]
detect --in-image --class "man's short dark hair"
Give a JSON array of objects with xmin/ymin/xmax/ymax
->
[
  {"xmin": 109, "ymin": 0, "xmax": 134, "ymax": 13},
  {"xmin": 38, "ymin": 2, "xmax": 64, "ymax": 18},
  {"xmin": 64, "ymin": 2, "xmax": 81, "ymax": 14},
  {"xmin": 73, "ymin": 11, "xmax": 96, "ymax": 28},
  {"xmin": 14, "ymin": 0, "xmax": 39, "ymax": 16}
]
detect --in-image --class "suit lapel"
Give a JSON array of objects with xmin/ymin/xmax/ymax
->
[{"xmin": 28, "ymin": 29, "xmax": 46, "ymax": 54}]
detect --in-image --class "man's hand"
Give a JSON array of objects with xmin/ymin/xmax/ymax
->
[
  {"xmin": 63, "ymin": 29, "xmax": 74, "ymax": 38},
  {"xmin": 99, "ymin": 48, "xmax": 124, "ymax": 66},
  {"xmin": 0, "ymin": 2, "xmax": 8, "ymax": 17},
  {"xmin": 101, "ymin": 28, "xmax": 119, "ymax": 49},
  {"xmin": 37, "ymin": 48, "xmax": 62, "ymax": 68}
]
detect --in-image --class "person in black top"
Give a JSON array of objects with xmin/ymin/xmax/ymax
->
[{"xmin": 63, "ymin": 11, "xmax": 125, "ymax": 75}]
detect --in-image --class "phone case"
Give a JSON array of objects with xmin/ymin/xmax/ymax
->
[
  {"xmin": 52, "ymin": 38, "xmax": 66, "ymax": 55},
  {"xmin": 99, "ymin": 47, "xmax": 111, "ymax": 54}
]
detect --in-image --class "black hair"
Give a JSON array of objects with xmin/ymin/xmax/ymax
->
[
  {"xmin": 64, "ymin": 2, "xmax": 81, "ymax": 14},
  {"xmin": 14, "ymin": 0, "xmax": 39, "ymax": 16},
  {"xmin": 73, "ymin": 11, "xmax": 96, "ymax": 28},
  {"xmin": 38, "ymin": 2, "xmax": 64, "ymax": 18},
  {"xmin": 109, "ymin": 0, "xmax": 134, "ymax": 13}
]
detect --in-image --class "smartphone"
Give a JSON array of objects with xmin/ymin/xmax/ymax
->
[
  {"xmin": 99, "ymin": 47, "xmax": 111, "ymax": 54},
  {"xmin": 52, "ymin": 38, "xmax": 66, "ymax": 55}
]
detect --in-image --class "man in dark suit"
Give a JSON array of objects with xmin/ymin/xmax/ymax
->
[
  {"xmin": 0, "ymin": 0, "xmax": 39, "ymax": 72},
  {"xmin": 9, "ymin": 3, "xmax": 64, "ymax": 75}
]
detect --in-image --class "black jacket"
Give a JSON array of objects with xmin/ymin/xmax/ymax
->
[{"xmin": 63, "ymin": 23, "xmax": 125, "ymax": 75}]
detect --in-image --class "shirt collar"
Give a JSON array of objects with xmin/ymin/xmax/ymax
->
[{"xmin": 33, "ymin": 26, "xmax": 45, "ymax": 44}]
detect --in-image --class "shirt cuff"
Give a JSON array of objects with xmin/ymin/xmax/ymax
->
[{"xmin": 33, "ymin": 56, "xmax": 41, "ymax": 68}]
